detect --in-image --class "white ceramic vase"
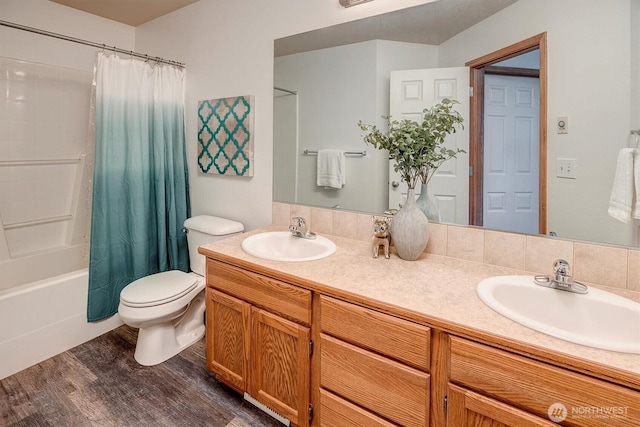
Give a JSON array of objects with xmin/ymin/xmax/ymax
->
[
  {"xmin": 416, "ymin": 183, "xmax": 441, "ymax": 222},
  {"xmin": 391, "ymin": 187, "xmax": 430, "ymax": 260}
]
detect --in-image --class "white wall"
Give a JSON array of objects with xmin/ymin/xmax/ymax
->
[
  {"xmin": 632, "ymin": 0, "xmax": 640, "ymax": 131},
  {"xmin": 276, "ymin": 41, "xmax": 378, "ymax": 212},
  {"xmin": 273, "ymin": 91, "xmax": 298, "ymax": 203},
  {"xmin": 274, "ymin": 39, "xmax": 438, "ymax": 213},
  {"xmin": 134, "ymin": 0, "xmax": 434, "ymax": 231},
  {"xmin": 439, "ymin": 0, "xmax": 636, "ymax": 246},
  {"xmin": 0, "ymin": 0, "xmax": 134, "ymax": 70}
]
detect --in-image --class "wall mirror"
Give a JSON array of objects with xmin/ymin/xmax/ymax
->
[{"xmin": 273, "ymin": 0, "xmax": 639, "ymax": 248}]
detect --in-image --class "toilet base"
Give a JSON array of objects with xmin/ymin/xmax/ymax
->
[{"xmin": 133, "ymin": 291, "xmax": 206, "ymax": 366}]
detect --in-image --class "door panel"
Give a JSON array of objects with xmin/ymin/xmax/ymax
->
[
  {"xmin": 483, "ymin": 75, "xmax": 539, "ymax": 234},
  {"xmin": 389, "ymin": 67, "xmax": 469, "ymax": 224}
]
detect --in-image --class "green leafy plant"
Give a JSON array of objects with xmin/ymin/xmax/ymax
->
[{"xmin": 358, "ymin": 98, "xmax": 465, "ymax": 190}]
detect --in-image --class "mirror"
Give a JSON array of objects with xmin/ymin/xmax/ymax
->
[{"xmin": 273, "ymin": 0, "xmax": 640, "ymax": 248}]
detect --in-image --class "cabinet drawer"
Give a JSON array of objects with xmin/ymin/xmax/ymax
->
[
  {"xmin": 321, "ymin": 334, "xmax": 429, "ymax": 427},
  {"xmin": 450, "ymin": 337, "xmax": 640, "ymax": 427},
  {"xmin": 320, "ymin": 295, "xmax": 430, "ymax": 371},
  {"xmin": 448, "ymin": 383, "xmax": 557, "ymax": 427},
  {"xmin": 320, "ymin": 388, "xmax": 397, "ymax": 427},
  {"xmin": 207, "ymin": 259, "xmax": 311, "ymax": 325}
]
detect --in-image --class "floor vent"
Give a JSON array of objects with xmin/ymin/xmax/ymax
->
[{"xmin": 243, "ymin": 393, "xmax": 290, "ymax": 426}]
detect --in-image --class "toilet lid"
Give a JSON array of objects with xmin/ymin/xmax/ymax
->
[{"xmin": 120, "ymin": 270, "xmax": 199, "ymax": 308}]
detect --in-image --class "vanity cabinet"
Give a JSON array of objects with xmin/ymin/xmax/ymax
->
[
  {"xmin": 448, "ymin": 336, "xmax": 640, "ymax": 427},
  {"xmin": 201, "ymin": 246, "xmax": 640, "ymax": 427},
  {"xmin": 205, "ymin": 259, "xmax": 312, "ymax": 427},
  {"xmin": 318, "ymin": 295, "xmax": 431, "ymax": 426}
]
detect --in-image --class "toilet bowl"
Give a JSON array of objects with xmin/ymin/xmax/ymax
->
[
  {"xmin": 118, "ymin": 215, "xmax": 244, "ymax": 366},
  {"xmin": 119, "ymin": 271, "xmax": 206, "ymax": 365}
]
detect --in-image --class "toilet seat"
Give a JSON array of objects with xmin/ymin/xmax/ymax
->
[{"xmin": 120, "ymin": 270, "xmax": 199, "ymax": 308}]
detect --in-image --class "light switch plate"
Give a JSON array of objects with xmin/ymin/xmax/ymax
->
[{"xmin": 557, "ymin": 158, "xmax": 576, "ymax": 179}]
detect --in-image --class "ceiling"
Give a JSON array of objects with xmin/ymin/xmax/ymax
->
[
  {"xmin": 49, "ymin": 0, "xmax": 199, "ymax": 27},
  {"xmin": 275, "ymin": 0, "xmax": 518, "ymax": 56},
  {"xmin": 48, "ymin": 0, "xmax": 517, "ymax": 52}
]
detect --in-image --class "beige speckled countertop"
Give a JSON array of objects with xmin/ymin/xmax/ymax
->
[{"xmin": 200, "ymin": 227, "xmax": 640, "ymax": 388}]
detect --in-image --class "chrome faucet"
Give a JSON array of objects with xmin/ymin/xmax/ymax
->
[
  {"xmin": 534, "ymin": 259, "xmax": 588, "ymax": 294},
  {"xmin": 289, "ymin": 217, "xmax": 317, "ymax": 239}
]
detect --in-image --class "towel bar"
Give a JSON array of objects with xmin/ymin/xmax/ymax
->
[{"xmin": 303, "ymin": 149, "xmax": 366, "ymax": 156}]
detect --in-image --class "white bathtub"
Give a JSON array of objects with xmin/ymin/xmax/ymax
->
[{"xmin": 0, "ymin": 268, "xmax": 123, "ymax": 379}]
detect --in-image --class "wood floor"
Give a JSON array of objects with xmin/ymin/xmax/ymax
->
[{"xmin": 0, "ymin": 326, "xmax": 283, "ymax": 427}]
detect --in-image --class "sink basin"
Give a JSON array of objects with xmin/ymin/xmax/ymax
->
[
  {"xmin": 241, "ymin": 231, "xmax": 336, "ymax": 262},
  {"xmin": 477, "ymin": 275, "xmax": 640, "ymax": 354}
]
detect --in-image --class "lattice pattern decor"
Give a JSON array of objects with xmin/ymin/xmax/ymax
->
[{"xmin": 197, "ymin": 95, "xmax": 254, "ymax": 177}]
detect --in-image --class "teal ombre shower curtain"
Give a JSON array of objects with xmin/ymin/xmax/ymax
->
[{"xmin": 88, "ymin": 53, "xmax": 190, "ymax": 322}]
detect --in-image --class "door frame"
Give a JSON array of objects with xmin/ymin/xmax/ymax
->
[{"xmin": 466, "ymin": 32, "xmax": 547, "ymax": 235}]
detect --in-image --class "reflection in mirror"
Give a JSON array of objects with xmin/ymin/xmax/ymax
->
[{"xmin": 274, "ymin": 0, "xmax": 640, "ymax": 248}]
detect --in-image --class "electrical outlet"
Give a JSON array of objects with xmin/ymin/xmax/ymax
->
[
  {"xmin": 557, "ymin": 116, "xmax": 568, "ymax": 134},
  {"xmin": 557, "ymin": 158, "xmax": 576, "ymax": 179}
]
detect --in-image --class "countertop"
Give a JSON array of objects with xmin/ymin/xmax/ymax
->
[{"xmin": 199, "ymin": 227, "xmax": 640, "ymax": 388}]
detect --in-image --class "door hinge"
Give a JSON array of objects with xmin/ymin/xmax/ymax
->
[
  {"xmin": 308, "ymin": 403, "xmax": 314, "ymax": 423},
  {"xmin": 309, "ymin": 339, "xmax": 314, "ymax": 356},
  {"xmin": 469, "ymin": 86, "xmax": 474, "ymax": 97},
  {"xmin": 469, "ymin": 165, "xmax": 473, "ymax": 177},
  {"xmin": 444, "ymin": 394, "xmax": 448, "ymax": 414}
]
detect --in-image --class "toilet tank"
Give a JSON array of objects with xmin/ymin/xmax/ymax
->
[{"xmin": 183, "ymin": 215, "xmax": 244, "ymax": 276}]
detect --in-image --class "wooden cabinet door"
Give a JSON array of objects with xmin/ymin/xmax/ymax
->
[
  {"xmin": 205, "ymin": 288, "xmax": 250, "ymax": 393},
  {"xmin": 250, "ymin": 307, "xmax": 311, "ymax": 427},
  {"xmin": 447, "ymin": 384, "xmax": 557, "ymax": 427}
]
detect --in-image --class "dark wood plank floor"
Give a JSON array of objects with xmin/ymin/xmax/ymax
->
[{"xmin": 0, "ymin": 326, "xmax": 283, "ymax": 427}]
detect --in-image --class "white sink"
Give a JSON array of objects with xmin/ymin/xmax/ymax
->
[
  {"xmin": 241, "ymin": 231, "xmax": 336, "ymax": 262},
  {"xmin": 477, "ymin": 275, "xmax": 640, "ymax": 354}
]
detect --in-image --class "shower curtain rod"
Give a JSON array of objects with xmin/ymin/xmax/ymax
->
[
  {"xmin": 0, "ymin": 19, "xmax": 185, "ymax": 68},
  {"xmin": 274, "ymin": 86, "xmax": 298, "ymax": 95}
]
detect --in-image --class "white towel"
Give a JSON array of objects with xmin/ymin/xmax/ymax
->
[
  {"xmin": 608, "ymin": 148, "xmax": 638, "ymax": 223},
  {"xmin": 634, "ymin": 149, "xmax": 640, "ymax": 219},
  {"xmin": 316, "ymin": 149, "xmax": 346, "ymax": 189}
]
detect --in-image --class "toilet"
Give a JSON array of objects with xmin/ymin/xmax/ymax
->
[{"xmin": 118, "ymin": 215, "xmax": 244, "ymax": 366}]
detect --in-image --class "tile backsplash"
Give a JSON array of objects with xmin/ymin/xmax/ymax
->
[{"xmin": 273, "ymin": 202, "xmax": 640, "ymax": 294}]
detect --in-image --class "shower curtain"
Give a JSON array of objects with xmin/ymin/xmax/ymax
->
[{"xmin": 87, "ymin": 53, "xmax": 190, "ymax": 322}]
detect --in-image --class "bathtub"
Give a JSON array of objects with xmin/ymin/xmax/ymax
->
[{"xmin": 0, "ymin": 265, "xmax": 123, "ymax": 379}]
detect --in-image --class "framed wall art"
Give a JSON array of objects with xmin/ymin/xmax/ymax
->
[{"xmin": 197, "ymin": 95, "xmax": 254, "ymax": 177}]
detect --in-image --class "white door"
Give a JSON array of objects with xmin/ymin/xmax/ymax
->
[
  {"xmin": 483, "ymin": 74, "xmax": 539, "ymax": 234},
  {"xmin": 389, "ymin": 68, "xmax": 469, "ymax": 225}
]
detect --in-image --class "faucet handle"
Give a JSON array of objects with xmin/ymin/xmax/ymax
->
[
  {"xmin": 553, "ymin": 259, "xmax": 570, "ymax": 275},
  {"xmin": 291, "ymin": 217, "xmax": 307, "ymax": 227},
  {"xmin": 552, "ymin": 259, "xmax": 573, "ymax": 284},
  {"xmin": 534, "ymin": 259, "xmax": 587, "ymax": 294}
]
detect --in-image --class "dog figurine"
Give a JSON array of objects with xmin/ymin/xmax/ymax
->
[{"xmin": 371, "ymin": 216, "xmax": 391, "ymax": 259}]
